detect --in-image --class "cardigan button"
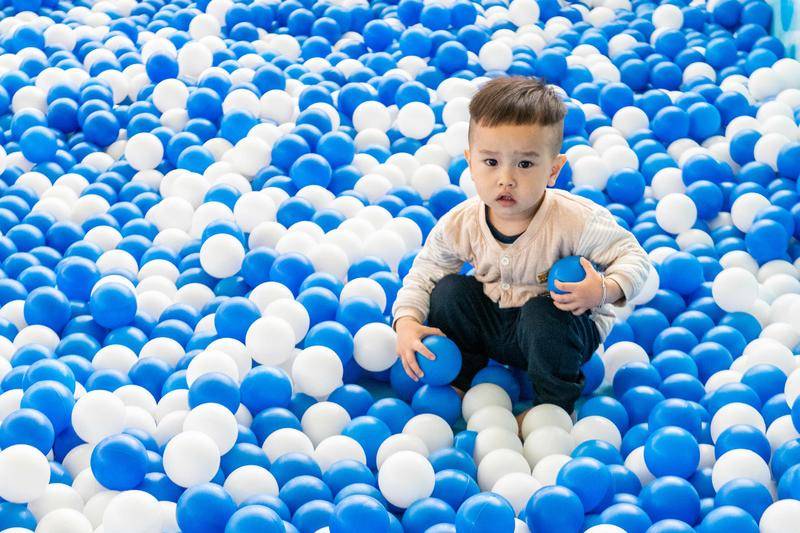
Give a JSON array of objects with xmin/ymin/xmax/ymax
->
[
  {"xmin": 501, "ymin": 283, "xmax": 510, "ymax": 290},
  {"xmin": 500, "ymin": 256, "xmax": 510, "ymax": 266}
]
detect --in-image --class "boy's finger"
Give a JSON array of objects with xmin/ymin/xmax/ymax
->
[
  {"xmin": 555, "ymin": 280, "xmax": 579, "ymax": 291},
  {"xmin": 401, "ymin": 354, "xmax": 419, "ymax": 381},
  {"xmin": 558, "ymin": 300, "xmax": 581, "ymax": 312},
  {"xmin": 550, "ymin": 291, "xmax": 575, "ymax": 303},
  {"xmin": 424, "ymin": 327, "xmax": 445, "ymax": 337},
  {"xmin": 414, "ymin": 340, "xmax": 437, "ymax": 361},
  {"xmin": 552, "ymin": 300, "xmax": 570, "ymax": 311},
  {"xmin": 579, "ymin": 257, "xmax": 597, "ymax": 274},
  {"xmin": 407, "ymin": 352, "xmax": 425, "ymax": 378}
]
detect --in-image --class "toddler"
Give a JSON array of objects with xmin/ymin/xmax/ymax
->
[{"xmin": 392, "ymin": 76, "xmax": 651, "ymax": 415}]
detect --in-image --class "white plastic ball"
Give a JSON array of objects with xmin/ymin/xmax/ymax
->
[
  {"xmin": 340, "ymin": 278, "xmax": 387, "ymax": 312},
  {"xmin": 71, "ymin": 390, "xmax": 126, "ymax": 444},
  {"xmin": 243, "ymin": 316, "xmax": 295, "ymax": 366},
  {"xmin": 376, "ymin": 434, "xmax": 429, "ymax": 469},
  {"xmin": 403, "ymin": 414, "xmax": 454, "ymax": 453},
  {"xmin": 466, "ymin": 406, "xmax": 519, "ymax": 434},
  {"xmin": 611, "ymin": 106, "xmax": 649, "ymax": 138},
  {"xmin": 731, "ymin": 192, "xmax": 771, "ymax": 232},
  {"xmin": 248, "ymin": 282, "xmax": 294, "ymax": 312},
  {"xmin": 655, "ymin": 193, "xmax": 697, "ymax": 234},
  {"xmin": 0, "ymin": 445, "xmax": 50, "ymax": 503},
  {"xmin": 315, "ymin": 435, "xmax": 367, "ymax": 472},
  {"xmin": 101, "ymin": 490, "xmax": 162, "ymax": 533},
  {"xmin": 479, "ymin": 41, "xmax": 513, "ymax": 71},
  {"xmin": 523, "ymin": 426, "xmax": 575, "ymax": 468},
  {"xmin": 397, "ymin": 102, "xmax": 435, "ymax": 140},
  {"xmin": 754, "ymin": 132, "xmax": 790, "ymax": 170},
  {"xmin": 477, "ymin": 448, "xmax": 530, "ymax": 491},
  {"xmin": 473, "ymin": 427, "xmax": 523, "ymax": 464},
  {"xmin": 233, "ymin": 192, "xmax": 276, "ymax": 232},
  {"xmin": 353, "ymin": 101, "xmax": 392, "ymax": 132},
  {"xmin": 762, "ymin": 501, "xmax": 800, "ymax": 533},
  {"xmin": 28, "ymin": 483, "xmax": 84, "ymax": 520},
  {"xmin": 712, "ymin": 267, "xmax": 759, "ymax": 312},
  {"xmin": 508, "ymin": 0, "xmax": 540, "ymax": 26},
  {"xmin": 520, "ymin": 404, "xmax": 574, "ymax": 439},
  {"xmin": 199, "ymin": 234, "xmax": 245, "ymax": 278},
  {"xmin": 152, "ymin": 79, "xmax": 189, "ymax": 113},
  {"xmin": 223, "ymin": 465, "xmax": 279, "ymax": 504},
  {"xmin": 36, "ymin": 509, "xmax": 92, "ymax": 533},
  {"xmin": 263, "ymin": 298, "xmax": 310, "ymax": 343},
  {"xmin": 532, "ymin": 454, "xmax": 571, "ymax": 486},
  {"xmin": 301, "ymin": 402, "xmax": 352, "ymax": 447},
  {"xmin": 377, "ymin": 451, "xmax": 435, "ymax": 508},
  {"xmin": 749, "ymin": 67, "xmax": 783, "ymax": 101},
  {"xmin": 462, "ymin": 383, "xmax": 513, "ymax": 422},
  {"xmin": 710, "ymin": 403, "xmax": 766, "ymax": 442},
  {"xmin": 262, "ymin": 428, "xmax": 314, "ymax": 462},
  {"xmin": 183, "ymin": 403, "xmax": 238, "ymax": 454},
  {"xmin": 163, "ymin": 431, "xmax": 220, "ymax": 488},
  {"xmin": 185, "ymin": 350, "xmax": 239, "ymax": 386},
  {"xmin": 125, "ymin": 133, "xmax": 163, "ymax": 171},
  {"xmin": 353, "ymin": 322, "xmax": 398, "ymax": 372},
  {"xmin": 292, "ymin": 346, "xmax": 344, "ymax": 398},
  {"xmin": 410, "ymin": 164, "xmax": 450, "ymax": 200},
  {"xmin": 600, "ymin": 341, "xmax": 648, "ymax": 385},
  {"xmin": 652, "ymin": 4, "xmax": 683, "ymax": 28},
  {"xmin": 491, "ymin": 473, "xmax": 542, "ymax": 515},
  {"xmin": 572, "ymin": 156, "xmax": 611, "ymax": 189},
  {"xmin": 307, "ymin": 244, "xmax": 350, "ymax": 281},
  {"xmin": 571, "ymin": 416, "xmax": 622, "ymax": 449},
  {"xmin": 712, "ymin": 449, "xmax": 771, "ymax": 491}
]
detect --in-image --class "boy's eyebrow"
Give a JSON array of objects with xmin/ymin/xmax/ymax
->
[{"xmin": 478, "ymin": 149, "xmax": 540, "ymax": 157}]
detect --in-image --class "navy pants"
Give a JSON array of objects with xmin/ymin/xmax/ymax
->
[{"xmin": 427, "ymin": 274, "xmax": 601, "ymax": 413}]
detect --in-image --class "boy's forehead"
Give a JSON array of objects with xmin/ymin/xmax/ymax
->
[{"xmin": 470, "ymin": 122, "xmax": 556, "ymax": 152}]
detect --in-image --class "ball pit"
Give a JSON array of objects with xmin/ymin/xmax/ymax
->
[{"xmin": 0, "ymin": 0, "xmax": 796, "ymax": 531}]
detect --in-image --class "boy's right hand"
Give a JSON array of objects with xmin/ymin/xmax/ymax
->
[{"xmin": 395, "ymin": 317, "xmax": 445, "ymax": 382}]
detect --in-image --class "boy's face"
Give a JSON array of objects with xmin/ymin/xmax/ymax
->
[{"xmin": 465, "ymin": 121, "xmax": 567, "ymax": 224}]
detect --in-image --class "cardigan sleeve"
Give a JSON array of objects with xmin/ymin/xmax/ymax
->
[
  {"xmin": 391, "ymin": 216, "xmax": 466, "ymax": 328},
  {"xmin": 575, "ymin": 207, "xmax": 651, "ymax": 306}
]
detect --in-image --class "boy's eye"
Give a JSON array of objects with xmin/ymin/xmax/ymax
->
[
  {"xmin": 518, "ymin": 160, "xmax": 534, "ymax": 169},
  {"xmin": 484, "ymin": 159, "xmax": 497, "ymax": 167}
]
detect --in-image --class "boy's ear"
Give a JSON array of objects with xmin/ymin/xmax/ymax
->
[
  {"xmin": 463, "ymin": 149, "xmax": 470, "ymax": 161},
  {"xmin": 547, "ymin": 154, "xmax": 567, "ymax": 187}
]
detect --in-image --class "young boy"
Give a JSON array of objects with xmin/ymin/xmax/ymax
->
[{"xmin": 392, "ymin": 76, "xmax": 650, "ymax": 415}]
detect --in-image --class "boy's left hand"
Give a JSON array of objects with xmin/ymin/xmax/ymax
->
[{"xmin": 550, "ymin": 257, "xmax": 603, "ymax": 316}]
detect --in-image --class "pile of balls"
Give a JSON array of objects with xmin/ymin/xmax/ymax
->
[{"xmin": 0, "ymin": 0, "xmax": 799, "ymax": 531}]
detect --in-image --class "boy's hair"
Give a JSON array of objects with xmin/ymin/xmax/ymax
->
[{"xmin": 468, "ymin": 76, "xmax": 567, "ymax": 155}]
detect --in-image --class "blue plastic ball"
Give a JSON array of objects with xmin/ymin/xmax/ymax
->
[
  {"xmin": 644, "ymin": 427, "xmax": 700, "ymax": 479},
  {"xmin": 91, "ymin": 433, "xmax": 149, "ymax": 490},
  {"xmin": 455, "ymin": 493, "xmax": 514, "ymax": 533},
  {"xmin": 526, "ymin": 485, "xmax": 584, "ymax": 533},
  {"xmin": 89, "ymin": 282, "xmax": 137, "ymax": 329},
  {"xmin": 548, "ymin": 255, "xmax": 587, "ymax": 294},
  {"xmin": 330, "ymin": 495, "xmax": 390, "ymax": 533},
  {"xmin": 417, "ymin": 335, "xmax": 462, "ymax": 386}
]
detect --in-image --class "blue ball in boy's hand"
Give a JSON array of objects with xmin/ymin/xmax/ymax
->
[
  {"xmin": 417, "ymin": 336, "xmax": 462, "ymax": 386},
  {"xmin": 548, "ymin": 255, "xmax": 587, "ymax": 295}
]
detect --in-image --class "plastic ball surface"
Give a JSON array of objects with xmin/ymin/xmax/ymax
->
[
  {"xmin": 0, "ymin": 0, "xmax": 796, "ymax": 531},
  {"xmin": 416, "ymin": 336, "xmax": 462, "ymax": 386}
]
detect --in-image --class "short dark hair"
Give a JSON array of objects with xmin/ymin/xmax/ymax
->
[{"xmin": 468, "ymin": 76, "xmax": 567, "ymax": 154}]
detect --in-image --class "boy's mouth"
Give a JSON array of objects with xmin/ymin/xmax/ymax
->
[{"xmin": 496, "ymin": 193, "xmax": 516, "ymax": 206}]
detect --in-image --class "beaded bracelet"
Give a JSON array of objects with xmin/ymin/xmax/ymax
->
[{"xmin": 599, "ymin": 274, "xmax": 607, "ymax": 308}]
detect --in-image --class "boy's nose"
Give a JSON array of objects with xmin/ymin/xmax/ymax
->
[{"xmin": 497, "ymin": 173, "xmax": 515, "ymax": 188}]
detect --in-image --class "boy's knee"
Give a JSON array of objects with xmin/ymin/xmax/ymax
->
[
  {"xmin": 431, "ymin": 274, "xmax": 470, "ymax": 299},
  {"xmin": 429, "ymin": 275, "xmax": 481, "ymax": 326}
]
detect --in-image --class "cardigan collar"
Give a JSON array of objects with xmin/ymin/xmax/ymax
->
[{"xmin": 478, "ymin": 189, "xmax": 554, "ymax": 253}]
